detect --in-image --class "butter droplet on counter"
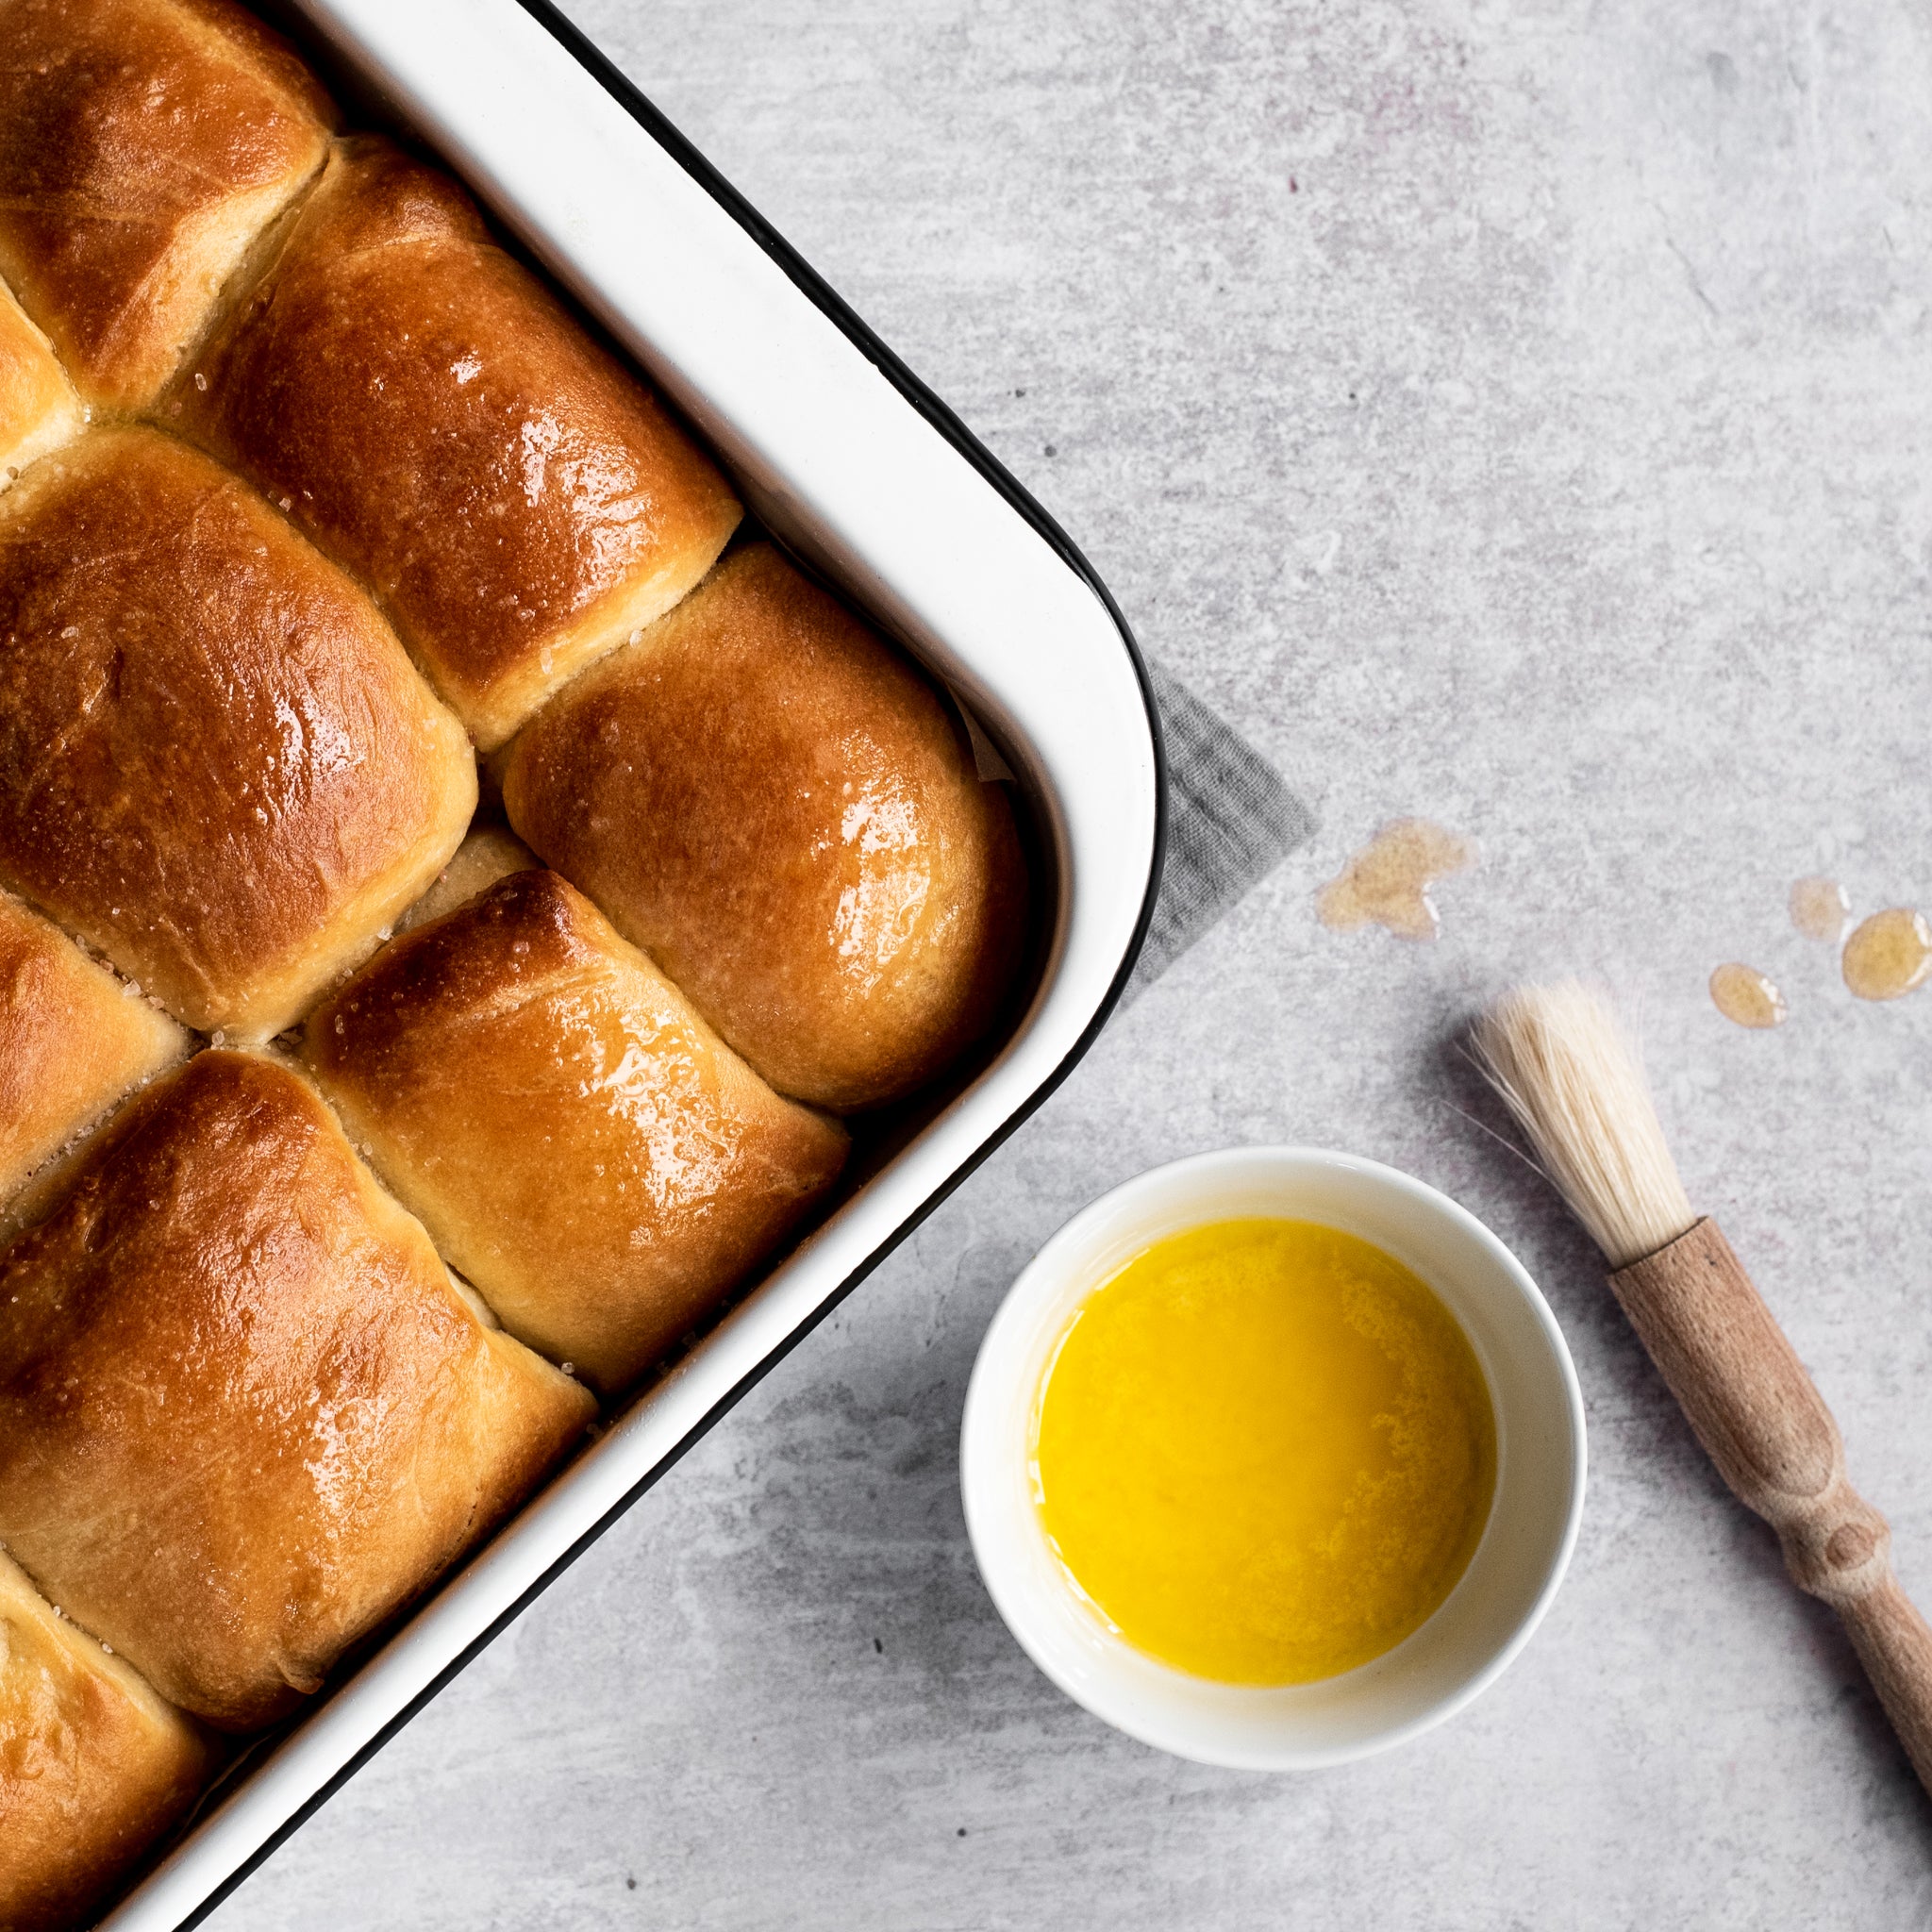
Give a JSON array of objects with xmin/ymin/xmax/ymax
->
[
  {"xmin": 1841, "ymin": 908, "xmax": 1932, "ymax": 1002},
  {"xmin": 1789, "ymin": 875, "xmax": 1849, "ymax": 942},
  {"xmin": 1317, "ymin": 818, "xmax": 1474, "ymax": 941},
  {"xmin": 1709, "ymin": 963, "xmax": 1788, "ymax": 1029}
]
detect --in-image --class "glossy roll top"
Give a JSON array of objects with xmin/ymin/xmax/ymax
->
[
  {"xmin": 0, "ymin": 1549, "xmax": 215, "ymax": 1932},
  {"xmin": 306, "ymin": 869, "xmax": 849, "ymax": 1392},
  {"xmin": 0, "ymin": 1052, "xmax": 594, "ymax": 1732},
  {"xmin": 0, "ymin": 281, "xmax": 81, "ymax": 484},
  {"xmin": 0, "ymin": 0, "xmax": 332, "ymax": 412},
  {"xmin": 0, "ymin": 427, "xmax": 476, "ymax": 1041},
  {"xmin": 502, "ymin": 544, "xmax": 1030, "ymax": 1110},
  {"xmin": 0, "ymin": 891, "xmax": 188, "ymax": 1224},
  {"xmin": 175, "ymin": 136, "xmax": 744, "ymax": 748}
]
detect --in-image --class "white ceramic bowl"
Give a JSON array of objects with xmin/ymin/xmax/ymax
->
[{"xmin": 960, "ymin": 1146, "xmax": 1587, "ymax": 1769}]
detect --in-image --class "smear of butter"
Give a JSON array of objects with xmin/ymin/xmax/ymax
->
[
  {"xmin": 1842, "ymin": 908, "xmax": 1931, "ymax": 1002},
  {"xmin": 1317, "ymin": 818, "xmax": 1474, "ymax": 941},
  {"xmin": 1788, "ymin": 874, "xmax": 1849, "ymax": 942},
  {"xmin": 1708, "ymin": 962, "xmax": 1787, "ymax": 1029}
]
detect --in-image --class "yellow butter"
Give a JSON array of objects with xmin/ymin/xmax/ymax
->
[{"xmin": 1033, "ymin": 1217, "xmax": 1496, "ymax": 1685}]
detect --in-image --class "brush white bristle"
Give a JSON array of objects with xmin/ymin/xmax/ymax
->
[{"xmin": 1472, "ymin": 981, "xmax": 1695, "ymax": 1269}]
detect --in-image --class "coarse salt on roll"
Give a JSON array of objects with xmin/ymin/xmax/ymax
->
[
  {"xmin": 0, "ymin": 1547, "xmax": 214, "ymax": 1932},
  {"xmin": 502, "ymin": 543, "xmax": 1029, "ymax": 1110},
  {"xmin": 0, "ymin": 0, "xmax": 332, "ymax": 412},
  {"xmin": 175, "ymin": 136, "xmax": 742, "ymax": 749},
  {"xmin": 305, "ymin": 869, "xmax": 850, "ymax": 1393},
  {"xmin": 0, "ymin": 1051, "xmax": 594, "ymax": 1732},
  {"xmin": 0, "ymin": 427, "xmax": 476, "ymax": 1041}
]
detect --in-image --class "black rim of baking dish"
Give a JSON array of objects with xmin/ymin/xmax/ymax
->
[{"xmin": 164, "ymin": 9, "xmax": 1168, "ymax": 1926}]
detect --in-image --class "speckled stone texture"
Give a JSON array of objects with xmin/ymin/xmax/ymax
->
[{"xmin": 207, "ymin": 1, "xmax": 1932, "ymax": 1925}]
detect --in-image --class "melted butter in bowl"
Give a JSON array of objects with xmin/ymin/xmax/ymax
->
[
  {"xmin": 962, "ymin": 1147, "xmax": 1585, "ymax": 1769},
  {"xmin": 1033, "ymin": 1219, "xmax": 1496, "ymax": 1687}
]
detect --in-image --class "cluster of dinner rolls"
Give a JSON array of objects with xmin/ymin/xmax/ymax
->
[{"xmin": 0, "ymin": 0, "xmax": 1026, "ymax": 1922}]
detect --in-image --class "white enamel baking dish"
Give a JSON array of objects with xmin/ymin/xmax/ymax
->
[{"xmin": 100, "ymin": 2, "xmax": 1163, "ymax": 1925}]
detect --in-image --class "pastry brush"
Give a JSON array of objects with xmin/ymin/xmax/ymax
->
[{"xmin": 1473, "ymin": 979, "xmax": 1932, "ymax": 1794}]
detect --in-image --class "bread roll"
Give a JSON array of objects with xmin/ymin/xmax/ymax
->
[
  {"xmin": 0, "ymin": 891, "xmax": 188, "ymax": 1218},
  {"xmin": 0, "ymin": 0, "xmax": 332, "ymax": 412},
  {"xmin": 501, "ymin": 545, "xmax": 1029, "ymax": 1109},
  {"xmin": 0, "ymin": 427, "xmax": 476, "ymax": 1041},
  {"xmin": 175, "ymin": 137, "xmax": 742, "ymax": 749},
  {"xmin": 0, "ymin": 1548, "xmax": 213, "ymax": 1932},
  {"xmin": 0, "ymin": 1051, "xmax": 594, "ymax": 1732},
  {"xmin": 0, "ymin": 281, "xmax": 81, "ymax": 487},
  {"xmin": 305, "ymin": 871, "xmax": 849, "ymax": 1392},
  {"xmin": 393, "ymin": 824, "xmax": 541, "ymax": 936}
]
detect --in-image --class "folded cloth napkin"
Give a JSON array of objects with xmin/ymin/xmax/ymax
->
[{"xmin": 1121, "ymin": 661, "xmax": 1316, "ymax": 1003}]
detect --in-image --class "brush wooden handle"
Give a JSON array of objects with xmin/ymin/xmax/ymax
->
[{"xmin": 1611, "ymin": 1217, "xmax": 1932, "ymax": 1793}]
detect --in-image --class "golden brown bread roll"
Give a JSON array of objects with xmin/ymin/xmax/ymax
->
[
  {"xmin": 0, "ymin": 1051, "xmax": 594, "ymax": 1732},
  {"xmin": 0, "ymin": 1548, "xmax": 213, "ymax": 1932},
  {"xmin": 501, "ymin": 544, "xmax": 1029, "ymax": 1110},
  {"xmin": 175, "ymin": 136, "xmax": 743, "ymax": 749},
  {"xmin": 0, "ymin": 281, "xmax": 80, "ymax": 487},
  {"xmin": 0, "ymin": 427, "xmax": 476, "ymax": 1041},
  {"xmin": 304, "ymin": 870, "xmax": 849, "ymax": 1392},
  {"xmin": 0, "ymin": 891, "xmax": 188, "ymax": 1219},
  {"xmin": 0, "ymin": 0, "xmax": 332, "ymax": 412}
]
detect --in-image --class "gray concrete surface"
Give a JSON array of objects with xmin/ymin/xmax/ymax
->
[{"xmin": 208, "ymin": 0, "xmax": 1932, "ymax": 1924}]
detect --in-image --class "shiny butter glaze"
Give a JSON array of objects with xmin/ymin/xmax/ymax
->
[
  {"xmin": 0, "ymin": 1051, "xmax": 591, "ymax": 1731},
  {"xmin": 0, "ymin": 279, "xmax": 81, "ymax": 482},
  {"xmin": 306, "ymin": 869, "xmax": 848, "ymax": 1392},
  {"xmin": 503, "ymin": 544, "xmax": 1028, "ymax": 1110},
  {"xmin": 0, "ymin": 0, "xmax": 331, "ymax": 410},
  {"xmin": 176, "ymin": 137, "xmax": 742, "ymax": 748},
  {"xmin": 0, "ymin": 890, "xmax": 187, "ymax": 1210},
  {"xmin": 0, "ymin": 427, "xmax": 475, "ymax": 1038},
  {"xmin": 0, "ymin": 1548, "xmax": 213, "ymax": 1932}
]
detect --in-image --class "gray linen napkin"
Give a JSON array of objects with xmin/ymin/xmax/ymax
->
[{"xmin": 1121, "ymin": 661, "xmax": 1316, "ymax": 1003}]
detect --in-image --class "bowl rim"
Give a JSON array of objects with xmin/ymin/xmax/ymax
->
[{"xmin": 959, "ymin": 1143, "xmax": 1589, "ymax": 1769}]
